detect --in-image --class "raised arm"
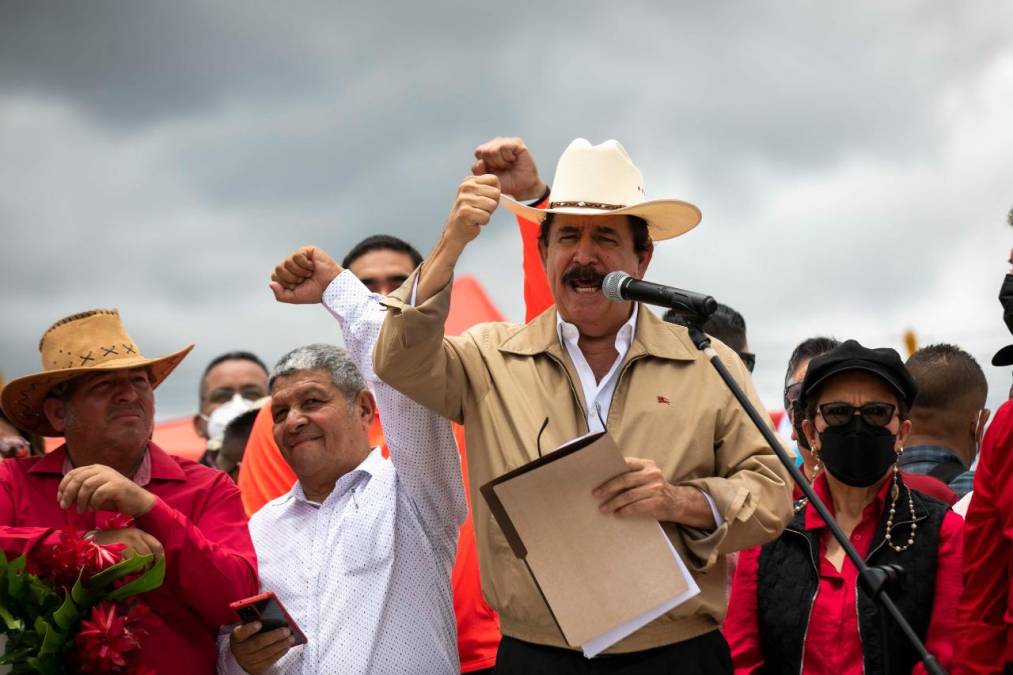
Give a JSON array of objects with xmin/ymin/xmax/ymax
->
[
  {"xmin": 472, "ymin": 136, "xmax": 553, "ymax": 322},
  {"xmin": 270, "ymin": 248, "xmax": 466, "ymax": 540}
]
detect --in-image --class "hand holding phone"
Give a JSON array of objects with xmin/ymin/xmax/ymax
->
[{"xmin": 228, "ymin": 592, "xmax": 306, "ymax": 673}]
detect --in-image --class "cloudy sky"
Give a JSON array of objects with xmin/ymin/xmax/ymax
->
[{"xmin": 2, "ymin": 1, "xmax": 1012, "ymax": 424}]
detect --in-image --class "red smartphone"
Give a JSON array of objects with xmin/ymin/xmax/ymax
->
[{"xmin": 229, "ymin": 592, "xmax": 308, "ymax": 646}]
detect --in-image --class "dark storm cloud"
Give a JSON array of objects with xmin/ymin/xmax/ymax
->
[{"xmin": 2, "ymin": 1, "xmax": 1012, "ymax": 418}]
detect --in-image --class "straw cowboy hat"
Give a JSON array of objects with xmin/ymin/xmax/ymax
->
[
  {"xmin": 499, "ymin": 138, "xmax": 702, "ymax": 241},
  {"xmin": 0, "ymin": 309, "xmax": 193, "ymax": 437}
]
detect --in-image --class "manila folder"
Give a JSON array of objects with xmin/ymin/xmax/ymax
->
[{"xmin": 481, "ymin": 431, "xmax": 699, "ymax": 656}]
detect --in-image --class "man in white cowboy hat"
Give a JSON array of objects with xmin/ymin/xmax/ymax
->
[
  {"xmin": 362, "ymin": 137, "xmax": 793, "ymax": 672},
  {"xmin": 0, "ymin": 309, "xmax": 258, "ymax": 672}
]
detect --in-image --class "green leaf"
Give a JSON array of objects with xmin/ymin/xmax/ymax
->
[
  {"xmin": 86, "ymin": 553, "xmax": 151, "ymax": 593},
  {"xmin": 106, "ymin": 556, "xmax": 165, "ymax": 601},
  {"xmin": 70, "ymin": 571, "xmax": 93, "ymax": 607},
  {"xmin": 51, "ymin": 590, "xmax": 78, "ymax": 632},
  {"xmin": 33, "ymin": 617, "xmax": 66, "ymax": 657},
  {"xmin": 0, "ymin": 601, "xmax": 23, "ymax": 631},
  {"xmin": 6, "ymin": 556, "xmax": 26, "ymax": 600}
]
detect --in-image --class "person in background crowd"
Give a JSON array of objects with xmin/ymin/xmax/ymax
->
[
  {"xmin": 903, "ymin": 344, "xmax": 989, "ymax": 499},
  {"xmin": 223, "ymin": 245, "xmax": 467, "ymax": 673},
  {"xmin": 726, "ymin": 340, "xmax": 962, "ymax": 674},
  {"xmin": 783, "ymin": 336, "xmax": 958, "ymax": 505},
  {"xmin": 218, "ymin": 407, "xmax": 262, "ymax": 483},
  {"xmin": 783, "ymin": 337, "xmax": 841, "ymax": 480},
  {"xmin": 193, "ymin": 351, "xmax": 269, "ymax": 468},
  {"xmin": 666, "ymin": 303, "xmax": 755, "ymax": 373},
  {"xmin": 955, "ymin": 249, "xmax": 1013, "ymax": 673},
  {"xmin": 0, "ymin": 377, "xmax": 44, "ymax": 458},
  {"xmin": 238, "ymin": 234, "xmax": 501, "ymax": 674},
  {"xmin": 373, "ymin": 135, "xmax": 792, "ymax": 672},
  {"xmin": 0, "ymin": 309, "xmax": 257, "ymax": 671},
  {"xmin": 341, "ymin": 234, "xmax": 424, "ymax": 295}
]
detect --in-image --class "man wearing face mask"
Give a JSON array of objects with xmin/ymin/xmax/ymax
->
[
  {"xmin": 726, "ymin": 339, "xmax": 962, "ymax": 674},
  {"xmin": 193, "ymin": 351, "xmax": 270, "ymax": 468},
  {"xmin": 955, "ymin": 248, "xmax": 1013, "ymax": 674}
]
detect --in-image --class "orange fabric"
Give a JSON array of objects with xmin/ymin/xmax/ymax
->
[
  {"xmin": 517, "ymin": 199, "xmax": 554, "ymax": 322},
  {"xmin": 236, "ymin": 275, "xmax": 504, "ymax": 672}
]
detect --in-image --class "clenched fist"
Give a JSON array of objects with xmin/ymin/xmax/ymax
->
[
  {"xmin": 58, "ymin": 465, "xmax": 156, "ymax": 517},
  {"xmin": 270, "ymin": 246, "xmax": 344, "ymax": 305},
  {"xmin": 472, "ymin": 137, "xmax": 546, "ymax": 201},
  {"xmin": 443, "ymin": 175, "xmax": 501, "ymax": 247}
]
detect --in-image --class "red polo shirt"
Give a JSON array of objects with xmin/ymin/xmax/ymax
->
[
  {"xmin": 0, "ymin": 443, "xmax": 258, "ymax": 673},
  {"xmin": 956, "ymin": 399, "xmax": 1013, "ymax": 673}
]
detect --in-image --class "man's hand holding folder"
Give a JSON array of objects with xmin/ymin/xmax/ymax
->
[{"xmin": 594, "ymin": 457, "xmax": 718, "ymax": 529}]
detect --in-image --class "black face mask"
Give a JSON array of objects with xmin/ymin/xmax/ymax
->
[
  {"xmin": 818, "ymin": 416, "xmax": 897, "ymax": 488},
  {"xmin": 1000, "ymin": 274, "xmax": 1013, "ymax": 334}
]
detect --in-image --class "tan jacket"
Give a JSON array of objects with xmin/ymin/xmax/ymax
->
[{"xmin": 374, "ymin": 274, "xmax": 793, "ymax": 653}]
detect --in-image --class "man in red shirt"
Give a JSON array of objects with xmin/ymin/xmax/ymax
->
[
  {"xmin": 955, "ymin": 253, "xmax": 1013, "ymax": 673},
  {"xmin": 0, "ymin": 308, "xmax": 258, "ymax": 672}
]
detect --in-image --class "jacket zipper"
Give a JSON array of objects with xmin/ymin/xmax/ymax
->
[
  {"xmin": 785, "ymin": 526, "xmax": 819, "ymax": 675},
  {"xmin": 543, "ymin": 352, "xmax": 590, "ymax": 433}
]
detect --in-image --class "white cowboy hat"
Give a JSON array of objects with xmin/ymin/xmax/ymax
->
[{"xmin": 499, "ymin": 138, "xmax": 702, "ymax": 241}]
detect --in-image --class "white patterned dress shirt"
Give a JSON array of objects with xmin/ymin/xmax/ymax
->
[{"xmin": 218, "ymin": 270, "xmax": 467, "ymax": 675}]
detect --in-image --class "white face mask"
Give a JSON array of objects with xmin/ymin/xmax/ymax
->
[{"xmin": 203, "ymin": 393, "xmax": 258, "ymax": 449}]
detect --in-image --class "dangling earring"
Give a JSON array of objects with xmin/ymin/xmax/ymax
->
[
  {"xmin": 811, "ymin": 449, "xmax": 821, "ymax": 481},
  {"xmin": 884, "ymin": 457, "xmax": 917, "ymax": 553}
]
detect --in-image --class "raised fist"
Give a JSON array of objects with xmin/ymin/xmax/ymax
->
[
  {"xmin": 270, "ymin": 246, "xmax": 344, "ymax": 304},
  {"xmin": 443, "ymin": 175, "xmax": 501, "ymax": 247},
  {"xmin": 472, "ymin": 137, "xmax": 546, "ymax": 201}
]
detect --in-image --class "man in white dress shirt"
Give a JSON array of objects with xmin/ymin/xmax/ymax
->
[{"xmin": 219, "ymin": 249, "xmax": 467, "ymax": 674}]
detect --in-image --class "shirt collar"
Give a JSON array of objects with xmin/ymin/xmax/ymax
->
[
  {"xmin": 803, "ymin": 471, "xmax": 892, "ymax": 531},
  {"xmin": 27, "ymin": 442, "xmax": 185, "ymax": 485},
  {"xmin": 290, "ymin": 446, "xmax": 384, "ymax": 507},
  {"xmin": 555, "ymin": 304, "xmax": 638, "ymax": 353},
  {"xmin": 899, "ymin": 444, "xmax": 963, "ymax": 465}
]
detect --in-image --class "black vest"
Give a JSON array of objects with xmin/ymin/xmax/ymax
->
[{"xmin": 755, "ymin": 478, "xmax": 948, "ymax": 675}]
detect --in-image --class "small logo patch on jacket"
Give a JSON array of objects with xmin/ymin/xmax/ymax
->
[{"xmin": 656, "ymin": 395, "xmax": 671, "ymax": 406}]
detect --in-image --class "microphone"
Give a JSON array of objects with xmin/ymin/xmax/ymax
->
[{"xmin": 601, "ymin": 271, "xmax": 718, "ymax": 317}]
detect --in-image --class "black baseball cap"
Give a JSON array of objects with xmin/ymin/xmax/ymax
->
[
  {"xmin": 992, "ymin": 344, "xmax": 1013, "ymax": 367},
  {"xmin": 800, "ymin": 339, "xmax": 918, "ymax": 409}
]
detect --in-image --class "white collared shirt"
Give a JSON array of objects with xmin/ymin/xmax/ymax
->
[
  {"xmin": 219, "ymin": 271, "xmax": 466, "ymax": 675},
  {"xmin": 555, "ymin": 304, "xmax": 639, "ymax": 433}
]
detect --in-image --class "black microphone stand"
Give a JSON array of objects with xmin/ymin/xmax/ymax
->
[{"xmin": 675, "ymin": 308, "xmax": 945, "ymax": 675}]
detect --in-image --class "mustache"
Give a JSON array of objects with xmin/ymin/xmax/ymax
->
[{"xmin": 561, "ymin": 264, "xmax": 606, "ymax": 286}]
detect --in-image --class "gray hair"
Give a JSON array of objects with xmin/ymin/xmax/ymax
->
[{"xmin": 269, "ymin": 344, "xmax": 366, "ymax": 402}]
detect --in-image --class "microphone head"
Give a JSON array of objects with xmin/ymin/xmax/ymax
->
[{"xmin": 601, "ymin": 271, "xmax": 629, "ymax": 301}]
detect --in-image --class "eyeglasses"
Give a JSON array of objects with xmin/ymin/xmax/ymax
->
[
  {"xmin": 783, "ymin": 381, "xmax": 803, "ymax": 415},
  {"xmin": 739, "ymin": 352, "xmax": 756, "ymax": 373},
  {"xmin": 817, "ymin": 402, "xmax": 897, "ymax": 428}
]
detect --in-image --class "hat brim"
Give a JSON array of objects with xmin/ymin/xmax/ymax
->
[
  {"xmin": 993, "ymin": 345, "xmax": 1013, "ymax": 367},
  {"xmin": 0, "ymin": 344, "xmax": 194, "ymax": 437},
  {"xmin": 801, "ymin": 363, "xmax": 914, "ymax": 409},
  {"xmin": 499, "ymin": 195, "xmax": 702, "ymax": 241}
]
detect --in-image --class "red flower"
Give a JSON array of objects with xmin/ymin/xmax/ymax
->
[
  {"xmin": 73, "ymin": 602, "xmax": 148, "ymax": 674},
  {"xmin": 31, "ymin": 526, "xmax": 125, "ymax": 588}
]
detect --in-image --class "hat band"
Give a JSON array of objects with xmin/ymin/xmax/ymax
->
[{"xmin": 549, "ymin": 201, "xmax": 626, "ymax": 211}]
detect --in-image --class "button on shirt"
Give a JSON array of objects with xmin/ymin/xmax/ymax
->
[{"xmin": 220, "ymin": 271, "xmax": 467, "ymax": 674}]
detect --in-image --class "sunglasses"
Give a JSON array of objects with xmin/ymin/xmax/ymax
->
[
  {"xmin": 783, "ymin": 381, "xmax": 803, "ymax": 414},
  {"xmin": 817, "ymin": 402, "xmax": 897, "ymax": 428},
  {"xmin": 739, "ymin": 352, "xmax": 756, "ymax": 373}
]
